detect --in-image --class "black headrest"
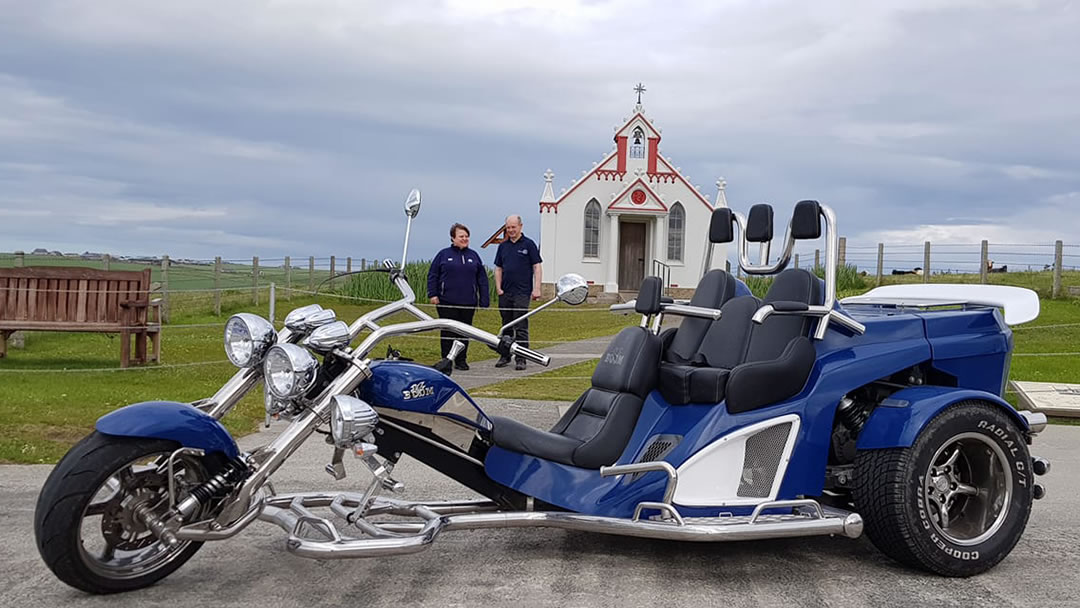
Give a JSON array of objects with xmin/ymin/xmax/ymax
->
[
  {"xmin": 709, "ymin": 208, "xmax": 734, "ymax": 244},
  {"xmin": 791, "ymin": 200, "xmax": 822, "ymax": 240},
  {"xmin": 746, "ymin": 204, "xmax": 774, "ymax": 243},
  {"xmin": 690, "ymin": 269, "xmax": 736, "ymax": 307},
  {"xmin": 764, "ymin": 269, "xmax": 824, "ymax": 307},
  {"xmin": 635, "ymin": 276, "xmax": 663, "ymax": 315}
]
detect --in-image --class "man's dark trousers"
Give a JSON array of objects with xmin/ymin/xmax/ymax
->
[
  {"xmin": 436, "ymin": 304, "xmax": 475, "ymax": 364},
  {"xmin": 498, "ymin": 293, "xmax": 530, "ymax": 362}
]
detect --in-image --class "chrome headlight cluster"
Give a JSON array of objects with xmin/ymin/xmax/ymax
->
[
  {"xmin": 284, "ymin": 304, "xmax": 337, "ymax": 331},
  {"xmin": 224, "ymin": 313, "xmax": 277, "ymax": 368},
  {"xmin": 264, "ymin": 344, "xmax": 319, "ymax": 399},
  {"xmin": 330, "ymin": 395, "xmax": 379, "ymax": 449}
]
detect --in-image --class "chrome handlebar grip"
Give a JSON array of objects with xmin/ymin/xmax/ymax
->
[{"xmin": 511, "ymin": 345, "xmax": 550, "ymax": 367}]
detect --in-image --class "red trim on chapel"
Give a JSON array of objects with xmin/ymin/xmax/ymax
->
[{"xmin": 607, "ymin": 179, "xmax": 669, "ymax": 212}]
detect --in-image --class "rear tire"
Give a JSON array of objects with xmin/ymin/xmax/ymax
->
[
  {"xmin": 853, "ymin": 401, "xmax": 1033, "ymax": 576},
  {"xmin": 35, "ymin": 432, "xmax": 212, "ymax": 594}
]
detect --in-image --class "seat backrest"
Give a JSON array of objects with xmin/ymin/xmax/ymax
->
[
  {"xmin": 692, "ymin": 295, "xmax": 760, "ymax": 369},
  {"xmin": 664, "ymin": 269, "xmax": 737, "ymax": 364},
  {"xmin": 744, "ymin": 269, "xmax": 823, "ymax": 363},
  {"xmin": 550, "ymin": 326, "xmax": 661, "ymax": 468}
]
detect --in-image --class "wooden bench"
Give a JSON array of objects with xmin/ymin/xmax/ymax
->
[{"xmin": 0, "ymin": 266, "xmax": 162, "ymax": 367}]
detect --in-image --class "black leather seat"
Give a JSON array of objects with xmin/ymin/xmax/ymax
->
[
  {"xmin": 490, "ymin": 326, "xmax": 662, "ymax": 468},
  {"xmin": 659, "ymin": 269, "xmax": 738, "ymax": 365},
  {"xmin": 657, "ymin": 269, "xmax": 822, "ymax": 408}
]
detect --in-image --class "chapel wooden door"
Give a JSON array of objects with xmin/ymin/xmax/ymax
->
[{"xmin": 618, "ymin": 222, "xmax": 646, "ymax": 290}]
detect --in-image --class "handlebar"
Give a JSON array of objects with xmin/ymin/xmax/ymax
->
[{"xmin": 510, "ymin": 344, "xmax": 550, "ymax": 366}]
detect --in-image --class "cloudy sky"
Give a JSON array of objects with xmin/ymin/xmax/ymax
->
[{"xmin": 1, "ymin": 0, "xmax": 1078, "ymax": 267}]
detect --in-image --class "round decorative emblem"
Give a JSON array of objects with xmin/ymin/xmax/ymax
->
[{"xmin": 631, "ymin": 189, "xmax": 646, "ymax": 205}]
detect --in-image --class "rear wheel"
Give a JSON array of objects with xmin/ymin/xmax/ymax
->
[
  {"xmin": 35, "ymin": 432, "xmax": 215, "ymax": 594},
  {"xmin": 853, "ymin": 401, "xmax": 1033, "ymax": 576}
]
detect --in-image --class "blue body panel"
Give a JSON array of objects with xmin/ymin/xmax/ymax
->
[
  {"xmin": 357, "ymin": 361, "xmax": 491, "ymax": 430},
  {"xmin": 485, "ymin": 310, "xmax": 936, "ymax": 516},
  {"xmin": 95, "ymin": 401, "xmax": 239, "ymax": 459},
  {"xmin": 856, "ymin": 386, "xmax": 1029, "ymax": 450}
]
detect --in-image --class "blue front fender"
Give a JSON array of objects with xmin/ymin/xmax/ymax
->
[
  {"xmin": 856, "ymin": 387, "xmax": 1029, "ymax": 450},
  {"xmin": 95, "ymin": 401, "xmax": 240, "ymax": 460}
]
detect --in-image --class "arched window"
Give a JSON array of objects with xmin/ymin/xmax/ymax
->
[
  {"xmin": 583, "ymin": 200, "xmax": 601, "ymax": 258},
  {"xmin": 667, "ymin": 203, "xmax": 685, "ymax": 262},
  {"xmin": 629, "ymin": 127, "xmax": 645, "ymax": 159}
]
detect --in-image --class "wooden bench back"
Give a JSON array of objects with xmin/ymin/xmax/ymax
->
[{"xmin": 0, "ymin": 267, "xmax": 154, "ymax": 326}]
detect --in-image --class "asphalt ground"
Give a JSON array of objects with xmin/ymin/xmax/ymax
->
[{"xmin": 1, "ymin": 399, "xmax": 1077, "ymax": 608}]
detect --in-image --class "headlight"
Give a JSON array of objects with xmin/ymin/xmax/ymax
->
[
  {"xmin": 224, "ymin": 313, "xmax": 276, "ymax": 368},
  {"xmin": 330, "ymin": 395, "xmax": 379, "ymax": 449},
  {"xmin": 263, "ymin": 344, "xmax": 319, "ymax": 399},
  {"xmin": 284, "ymin": 304, "xmax": 337, "ymax": 331},
  {"xmin": 303, "ymin": 320, "xmax": 351, "ymax": 352}
]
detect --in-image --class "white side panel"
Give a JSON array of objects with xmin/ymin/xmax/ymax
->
[
  {"xmin": 842, "ymin": 284, "xmax": 1040, "ymax": 325},
  {"xmin": 673, "ymin": 414, "xmax": 801, "ymax": 507}
]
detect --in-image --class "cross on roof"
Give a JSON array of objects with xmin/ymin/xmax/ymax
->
[{"xmin": 634, "ymin": 83, "xmax": 646, "ymax": 104}]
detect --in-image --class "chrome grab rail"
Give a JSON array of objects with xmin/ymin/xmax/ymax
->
[
  {"xmin": 610, "ymin": 300, "xmax": 721, "ymax": 321},
  {"xmin": 601, "ymin": 461, "xmax": 682, "ymax": 524},
  {"xmin": 751, "ymin": 304, "xmax": 866, "ymax": 335}
]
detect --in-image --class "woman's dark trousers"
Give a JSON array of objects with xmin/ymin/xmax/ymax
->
[{"xmin": 436, "ymin": 304, "xmax": 475, "ymax": 364}]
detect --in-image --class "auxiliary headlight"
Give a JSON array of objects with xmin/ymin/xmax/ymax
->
[
  {"xmin": 284, "ymin": 304, "xmax": 337, "ymax": 331},
  {"xmin": 263, "ymin": 344, "xmax": 319, "ymax": 399},
  {"xmin": 224, "ymin": 313, "xmax": 277, "ymax": 368},
  {"xmin": 330, "ymin": 395, "xmax": 379, "ymax": 449}
]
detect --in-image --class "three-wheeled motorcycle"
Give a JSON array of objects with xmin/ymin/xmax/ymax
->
[{"xmin": 35, "ymin": 190, "xmax": 1051, "ymax": 594}]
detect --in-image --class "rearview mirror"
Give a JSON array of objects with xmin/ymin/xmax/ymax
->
[
  {"xmin": 404, "ymin": 189, "xmax": 422, "ymax": 218},
  {"xmin": 555, "ymin": 273, "xmax": 589, "ymax": 306}
]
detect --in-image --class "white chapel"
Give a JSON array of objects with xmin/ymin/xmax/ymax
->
[{"xmin": 538, "ymin": 92, "xmax": 728, "ymax": 296}]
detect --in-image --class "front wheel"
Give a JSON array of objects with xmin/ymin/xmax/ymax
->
[
  {"xmin": 34, "ymin": 432, "xmax": 216, "ymax": 594},
  {"xmin": 853, "ymin": 401, "xmax": 1033, "ymax": 576}
]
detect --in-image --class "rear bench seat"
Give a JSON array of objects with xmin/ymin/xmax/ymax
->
[{"xmin": 658, "ymin": 269, "xmax": 823, "ymax": 411}]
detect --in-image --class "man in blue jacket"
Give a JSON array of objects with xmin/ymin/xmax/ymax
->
[
  {"xmin": 427, "ymin": 223, "xmax": 490, "ymax": 370},
  {"xmin": 494, "ymin": 214, "xmax": 542, "ymax": 370}
]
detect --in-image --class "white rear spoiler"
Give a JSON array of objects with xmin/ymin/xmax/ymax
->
[{"xmin": 840, "ymin": 284, "xmax": 1040, "ymax": 326}]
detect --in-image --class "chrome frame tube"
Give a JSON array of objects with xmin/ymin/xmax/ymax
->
[
  {"xmin": 734, "ymin": 212, "xmax": 794, "ymax": 276},
  {"xmin": 255, "ymin": 493, "xmax": 864, "ymax": 559}
]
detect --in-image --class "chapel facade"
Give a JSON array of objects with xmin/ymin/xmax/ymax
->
[{"xmin": 538, "ymin": 98, "xmax": 728, "ymax": 297}]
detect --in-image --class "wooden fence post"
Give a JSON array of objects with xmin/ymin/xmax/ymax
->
[
  {"xmin": 161, "ymin": 255, "xmax": 170, "ymax": 323},
  {"xmin": 214, "ymin": 257, "xmax": 222, "ymax": 316},
  {"xmin": 14, "ymin": 251, "xmax": 24, "ymax": 267},
  {"xmin": 269, "ymin": 283, "xmax": 276, "ymax": 324},
  {"xmin": 252, "ymin": 256, "xmax": 260, "ymax": 306},
  {"xmin": 329, "ymin": 255, "xmax": 336, "ymax": 288},
  {"xmin": 814, "ymin": 249, "xmax": 820, "ymax": 271},
  {"xmin": 347, "ymin": 257, "xmax": 352, "ymax": 274},
  {"xmin": 923, "ymin": 241, "xmax": 931, "ymax": 283},
  {"xmin": 1054, "ymin": 240, "xmax": 1063, "ymax": 298},
  {"xmin": 103, "ymin": 254, "xmax": 111, "ymax": 271},
  {"xmin": 838, "ymin": 237, "xmax": 847, "ymax": 267},
  {"xmin": 284, "ymin": 256, "xmax": 292, "ymax": 301},
  {"xmin": 980, "ymin": 240, "xmax": 989, "ymax": 284},
  {"xmin": 308, "ymin": 256, "xmax": 315, "ymax": 292},
  {"xmin": 876, "ymin": 243, "xmax": 884, "ymax": 286},
  {"xmin": 794, "ymin": 253, "xmax": 800, "ymax": 269},
  {"xmin": 361, "ymin": 258, "xmax": 367, "ymax": 271}
]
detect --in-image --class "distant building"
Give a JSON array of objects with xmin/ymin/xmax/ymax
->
[{"xmin": 538, "ymin": 96, "xmax": 728, "ymax": 295}]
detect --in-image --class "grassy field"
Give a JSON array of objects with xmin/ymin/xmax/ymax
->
[
  {"xmin": 0, "ymin": 288, "xmax": 635, "ymax": 463},
  {"xmin": 2, "ymin": 263, "xmax": 1078, "ymax": 463}
]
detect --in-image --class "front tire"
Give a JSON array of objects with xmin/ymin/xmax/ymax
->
[
  {"xmin": 35, "ymin": 432, "xmax": 213, "ymax": 594},
  {"xmin": 853, "ymin": 401, "xmax": 1033, "ymax": 576}
]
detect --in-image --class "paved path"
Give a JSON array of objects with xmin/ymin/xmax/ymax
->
[{"xmin": 1, "ymin": 401, "xmax": 1077, "ymax": 608}]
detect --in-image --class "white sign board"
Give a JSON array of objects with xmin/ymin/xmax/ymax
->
[{"xmin": 1011, "ymin": 381, "xmax": 1080, "ymax": 418}]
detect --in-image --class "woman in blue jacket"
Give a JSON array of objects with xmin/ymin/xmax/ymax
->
[{"xmin": 426, "ymin": 223, "xmax": 490, "ymax": 370}]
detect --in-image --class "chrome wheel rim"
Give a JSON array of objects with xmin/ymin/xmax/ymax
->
[
  {"xmin": 77, "ymin": 452, "xmax": 203, "ymax": 579},
  {"xmin": 923, "ymin": 432, "xmax": 1013, "ymax": 546}
]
